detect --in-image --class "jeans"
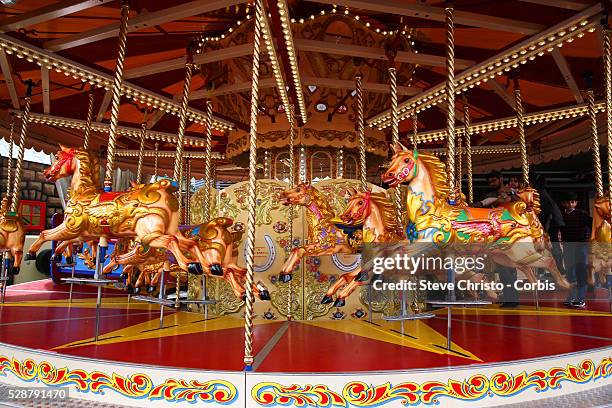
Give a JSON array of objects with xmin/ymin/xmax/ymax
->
[
  {"xmin": 498, "ymin": 265, "xmax": 518, "ymax": 303},
  {"xmin": 563, "ymin": 243, "xmax": 588, "ymax": 302}
]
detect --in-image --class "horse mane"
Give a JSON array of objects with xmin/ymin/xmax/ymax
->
[
  {"xmin": 307, "ymin": 185, "xmax": 335, "ymax": 219},
  {"xmin": 415, "ymin": 152, "xmax": 450, "ymax": 199},
  {"xmin": 74, "ymin": 149, "xmax": 100, "ymax": 191},
  {"xmin": 369, "ymin": 191, "xmax": 400, "ymax": 232}
]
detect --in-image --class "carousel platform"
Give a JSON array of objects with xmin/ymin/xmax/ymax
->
[{"xmin": 0, "ymin": 279, "xmax": 610, "ymax": 407}]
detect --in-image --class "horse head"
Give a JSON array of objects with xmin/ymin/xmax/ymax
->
[
  {"xmin": 382, "ymin": 142, "xmax": 418, "ymax": 188},
  {"xmin": 44, "ymin": 145, "xmax": 77, "ymax": 182},
  {"xmin": 279, "ymin": 183, "xmax": 314, "ymax": 206},
  {"xmin": 340, "ymin": 188, "xmax": 371, "ymax": 225}
]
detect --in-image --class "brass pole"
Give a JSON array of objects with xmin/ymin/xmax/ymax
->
[
  {"xmin": 389, "ymin": 66, "xmax": 403, "ymax": 224},
  {"xmin": 444, "ymin": 1, "xmax": 457, "ymax": 200},
  {"xmin": 587, "ymin": 88, "xmax": 604, "ymax": 197},
  {"xmin": 287, "ymin": 105, "xmax": 296, "ymax": 321},
  {"xmin": 173, "ymin": 49, "xmax": 195, "ymax": 213},
  {"xmin": 153, "ymin": 142, "xmax": 159, "ymax": 182},
  {"xmin": 513, "ymin": 75, "xmax": 529, "ymax": 186},
  {"xmin": 603, "ymin": 25, "xmax": 612, "ymax": 204},
  {"xmin": 464, "ymin": 104, "xmax": 474, "ymax": 204},
  {"xmin": 82, "ymin": 89, "xmax": 95, "ymax": 150},
  {"xmin": 103, "ymin": 0, "xmax": 130, "ymax": 192},
  {"xmin": 243, "ymin": 0, "xmax": 264, "ymax": 370},
  {"xmin": 135, "ymin": 110, "xmax": 148, "ymax": 184},
  {"xmin": 10, "ymin": 83, "xmax": 32, "ymax": 214},
  {"xmin": 356, "ymin": 75, "xmax": 366, "ymax": 191},
  {"xmin": 5, "ymin": 117, "xmax": 15, "ymax": 202},
  {"xmin": 203, "ymin": 100, "xmax": 214, "ymax": 222}
]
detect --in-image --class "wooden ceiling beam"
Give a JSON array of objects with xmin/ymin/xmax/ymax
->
[
  {"xmin": 517, "ymin": 0, "xmax": 590, "ymax": 10},
  {"xmin": 0, "ymin": 50, "xmax": 19, "ymax": 109},
  {"xmin": 44, "ymin": 0, "xmax": 243, "ymax": 51},
  {"xmin": 191, "ymin": 76, "xmax": 419, "ymax": 99},
  {"xmin": 96, "ymin": 90, "xmax": 112, "ymax": 122},
  {"xmin": 41, "ymin": 67, "xmax": 50, "ymax": 114},
  {"xmin": 0, "ymin": 0, "xmax": 115, "ymax": 33},
  {"xmin": 295, "ymin": 39, "xmax": 474, "ymax": 69},
  {"xmin": 487, "ymin": 79, "xmax": 516, "ymax": 109},
  {"xmin": 125, "ymin": 43, "xmax": 253, "ymax": 79},
  {"xmin": 306, "ymin": 0, "xmax": 544, "ymax": 34},
  {"xmin": 551, "ymin": 48, "xmax": 584, "ymax": 103}
]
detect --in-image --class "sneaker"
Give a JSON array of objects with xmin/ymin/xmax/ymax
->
[
  {"xmin": 563, "ymin": 299, "xmax": 575, "ymax": 306},
  {"xmin": 570, "ymin": 300, "xmax": 586, "ymax": 309}
]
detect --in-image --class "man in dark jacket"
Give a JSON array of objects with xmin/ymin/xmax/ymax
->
[{"xmin": 559, "ymin": 192, "xmax": 592, "ymax": 308}]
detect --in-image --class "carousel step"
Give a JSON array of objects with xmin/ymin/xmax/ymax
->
[
  {"xmin": 61, "ymin": 277, "xmax": 114, "ymax": 286},
  {"xmin": 130, "ymin": 295, "xmax": 176, "ymax": 307},
  {"xmin": 427, "ymin": 300, "xmax": 492, "ymax": 307},
  {"xmin": 180, "ymin": 299, "xmax": 217, "ymax": 305},
  {"xmin": 384, "ymin": 312, "xmax": 435, "ymax": 321}
]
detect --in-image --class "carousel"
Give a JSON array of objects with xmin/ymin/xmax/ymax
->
[{"xmin": 0, "ymin": 0, "xmax": 610, "ymax": 407}]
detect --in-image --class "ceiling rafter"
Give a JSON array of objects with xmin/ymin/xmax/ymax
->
[
  {"xmin": 551, "ymin": 48, "xmax": 584, "ymax": 103},
  {"xmin": 0, "ymin": 49, "xmax": 20, "ymax": 109},
  {"xmin": 44, "ymin": 0, "xmax": 244, "ymax": 51},
  {"xmin": 0, "ymin": 0, "xmax": 115, "ymax": 33},
  {"xmin": 306, "ymin": 0, "xmax": 544, "ymax": 34}
]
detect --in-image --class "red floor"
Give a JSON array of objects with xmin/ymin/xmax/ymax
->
[{"xmin": 0, "ymin": 280, "xmax": 610, "ymax": 373}]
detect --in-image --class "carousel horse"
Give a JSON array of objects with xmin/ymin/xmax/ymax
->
[
  {"xmin": 382, "ymin": 143, "xmax": 570, "ymax": 289},
  {"xmin": 319, "ymin": 189, "xmax": 405, "ymax": 306},
  {"xmin": 103, "ymin": 218, "xmax": 270, "ymax": 300},
  {"xmin": 25, "ymin": 146, "xmax": 209, "ymax": 275},
  {"xmin": 0, "ymin": 197, "xmax": 25, "ymax": 274},
  {"xmin": 278, "ymin": 183, "xmax": 361, "ymax": 283},
  {"xmin": 589, "ymin": 198, "xmax": 611, "ymax": 285},
  {"xmin": 337, "ymin": 189, "xmax": 498, "ymax": 304}
]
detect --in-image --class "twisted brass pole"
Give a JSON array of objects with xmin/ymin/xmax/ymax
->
[
  {"xmin": 456, "ymin": 132, "xmax": 462, "ymax": 196},
  {"xmin": 11, "ymin": 88, "xmax": 32, "ymax": 214},
  {"xmin": 389, "ymin": 66, "xmax": 403, "ymax": 225},
  {"xmin": 444, "ymin": 2, "xmax": 457, "ymax": 200},
  {"xmin": 464, "ymin": 104, "xmax": 473, "ymax": 204},
  {"xmin": 412, "ymin": 110, "xmax": 418, "ymax": 149},
  {"xmin": 513, "ymin": 76, "xmax": 529, "ymax": 186},
  {"xmin": 287, "ymin": 105, "xmax": 296, "ymax": 320},
  {"xmin": 173, "ymin": 59, "xmax": 195, "ymax": 214},
  {"xmin": 203, "ymin": 100, "xmax": 213, "ymax": 222},
  {"xmin": 243, "ymin": 0, "xmax": 264, "ymax": 370},
  {"xmin": 356, "ymin": 75, "xmax": 366, "ymax": 191},
  {"xmin": 587, "ymin": 89, "xmax": 604, "ymax": 197},
  {"xmin": 5, "ymin": 117, "xmax": 15, "ymax": 202},
  {"xmin": 136, "ymin": 110, "xmax": 148, "ymax": 184},
  {"xmin": 103, "ymin": 0, "xmax": 130, "ymax": 192},
  {"xmin": 153, "ymin": 142, "xmax": 159, "ymax": 182},
  {"xmin": 82, "ymin": 89, "xmax": 95, "ymax": 150},
  {"xmin": 604, "ymin": 26, "xmax": 612, "ymax": 204},
  {"xmin": 185, "ymin": 159, "xmax": 191, "ymax": 224}
]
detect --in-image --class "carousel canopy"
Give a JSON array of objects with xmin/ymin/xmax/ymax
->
[{"xmin": 0, "ymin": 0, "xmax": 608, "ymax": 180}]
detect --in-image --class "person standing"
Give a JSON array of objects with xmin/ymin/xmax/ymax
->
[{"xmin": 559, "ymin": 192, "xmax": 591, "ymax": 308}]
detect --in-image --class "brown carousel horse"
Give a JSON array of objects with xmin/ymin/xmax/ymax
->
[
  {"xmin": 103, "ymin": 218, "xmax": 270, "ymax": 300},
  {"xmin": 589, "ymin": 198, "xmax": 611, "ymax": 285},
  {"xmin": 25, "ymin": 146, "xmax": 210, "ymax": 275},
  {"xmin": 339, "ymin": 189, "xmax": 499, "ymax": 304},
  {"xmin": 382, "ymin": 143, "xmax": 570, "ymax": 289},
  {"xmin": 0, "ymin": 197, "xmax": 25, "ymax": 275},
  {"xmin": 278, "ymin": 183, "xmax": 361, "ymax": 284}
]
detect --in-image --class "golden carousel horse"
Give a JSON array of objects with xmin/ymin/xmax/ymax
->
[
  {"xmin": 25, "ymin": 146, "xmax": 209, "ymax": 275},
  {"xmin": 382, "ymin": 143, "xmax": 570, "ymax": 289},
  {"xmin": 589, "ymin": 198, "xmax": 611, "ymax": 285},
  {"xmin": 103, "ymin": 218, "xmax": 270, "ymax": 300},
  {"xmin": 338, "ymin": 189, "xmax": 498, "ymax": 304},
  {"xmin": 0, "ymin": 197, "xmax": 25, "ymax": 275},
  {"xmin": 278, "ymin": 183, "xmax": 361, "ymax": 283}
]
